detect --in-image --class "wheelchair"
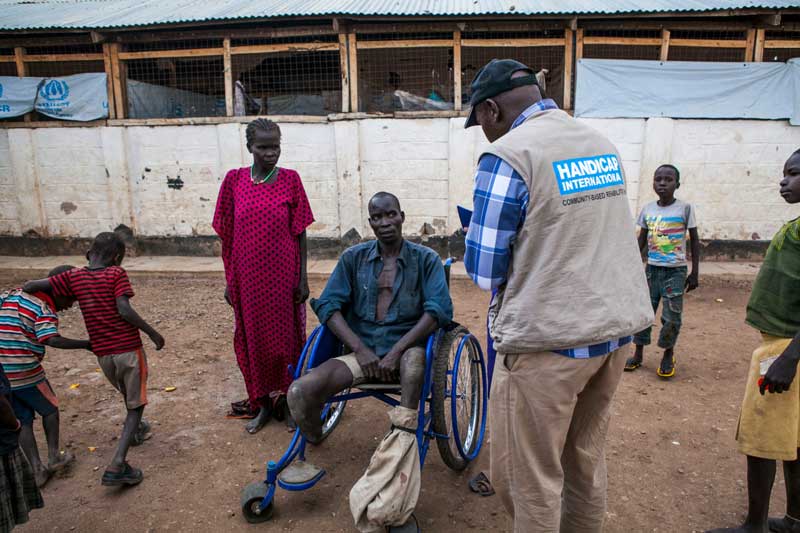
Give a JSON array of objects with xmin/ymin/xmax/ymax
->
[{"xmin": 240, "ymin": 260, "xmax": 489, "ymax": 523}]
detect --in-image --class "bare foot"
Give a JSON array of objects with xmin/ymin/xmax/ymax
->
[
  {"xmin": 48, "ymin": 450, "xmax": 75, "ymax": 473},
  {"xmin": 34, "ymin": 466, "xmax": 52, "ymax": 488},
  {"xmin": 245, "ymin": 408, "xmax": 271, "ymax": 434}
]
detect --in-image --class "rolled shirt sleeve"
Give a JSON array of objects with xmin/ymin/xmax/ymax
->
[
  {"xmin": 310, "ymin": 252, "xmax": 354, "ymax": 325},
  {"xmin": 34, "ymin": 307, "xmax": 59, "ymax": 344}
]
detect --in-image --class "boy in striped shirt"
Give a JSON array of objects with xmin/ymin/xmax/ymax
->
[
  {"xmin": 24, "ymin": 232, "xmax": 164, "ymax": 487},
  {"xmin": 1, "ymin": 265, "xmax": 91, "ymax": 487}
]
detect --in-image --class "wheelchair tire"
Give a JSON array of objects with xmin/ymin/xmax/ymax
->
[
  {"xmin": 432, "ymin": 325, "xmax": 487, "ymax": 471},
  {"xmin": 301, "ymin": 329, "xmax": 347, "ymax": 441},
  {"xmin": 241, "ymin": 481, "xmax": 273, "ymax": 523}
]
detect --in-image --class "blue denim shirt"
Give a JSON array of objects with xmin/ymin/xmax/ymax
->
[{"xmin": 310, "ymin": 240, "xmax": 453, "ymax": 357}]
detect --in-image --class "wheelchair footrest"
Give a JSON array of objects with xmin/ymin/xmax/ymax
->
[{"xmin": 277, "ymin": 461, "xmax": 325, "ymax": 491}]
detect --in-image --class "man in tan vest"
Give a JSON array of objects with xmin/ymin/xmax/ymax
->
[{"xmin": 463, "ymin": 59, "xmax": 653, "ymax": 532}]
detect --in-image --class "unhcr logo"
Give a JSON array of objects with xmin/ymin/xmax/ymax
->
[
  {"xmin": 552, "ymin": 154, "xmax": 624, "ymax": 196},
  {"xmin": 39, "ymin": 79, "xmax": 69, "ymax": 102}
]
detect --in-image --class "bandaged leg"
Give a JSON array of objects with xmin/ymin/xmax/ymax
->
[{"xmin": 350, "ymin": 406, "xmax": 421, "ymax": 533}]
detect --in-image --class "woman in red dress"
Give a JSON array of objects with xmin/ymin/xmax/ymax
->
[{"xmin": 213, "ymin": 118, "xmax": 314, "ymax": 434}]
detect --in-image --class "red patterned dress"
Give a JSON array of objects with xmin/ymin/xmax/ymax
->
[{"xmin": 213, "ymin": 167, "xmax": 314, "ymax": 408}]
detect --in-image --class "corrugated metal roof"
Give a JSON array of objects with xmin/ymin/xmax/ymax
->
[{"xmin": 0, "ymin": 0, "xmax": 796, "ymax": 31}]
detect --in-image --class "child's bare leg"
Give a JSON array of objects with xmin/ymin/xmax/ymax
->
[
  {"xmin": 707, "ymin": 455, "xmax": 775, "ymax": 533},
  {"xmin": 633, "ymin": 344, "xmax": 644, "ymax": 363},
  {"xmin": 19, "ymin": 423, "xmax": 49, "ymax": 486},
  {"xmin": 776, "ymin": 455, "xmax": 800, "ymax": 524},
  {"xmin": 42, "ymin": 410, "xmax": 73, "ymax": 471},
  {"xmin": 109, "ymin": 406, "xmax": 144, "ymax": 471},
  {"xmin": 662, "ymin": 347, "xmax": 674, "ymax": 366}
]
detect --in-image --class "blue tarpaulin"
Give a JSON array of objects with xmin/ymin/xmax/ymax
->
[
  {"xmin": 0, "ymin": 73, "xmax": 108, "ymax": 121},
  {"xmin": 575, "ymin": 58, "xmax": 800, "ymax": 125}
]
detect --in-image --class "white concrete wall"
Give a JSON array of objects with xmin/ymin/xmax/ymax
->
[{"xmin": 1, "ymin": 117, "xmax": 799, "ymax": 242}]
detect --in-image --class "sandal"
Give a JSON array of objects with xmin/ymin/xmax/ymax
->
[
  {"xmin": 468, "ymin": 471, "xmax": 495, "ymax": 497},
  {"xmin": 624, "ymin": 357, "xmax": 642, "ymax": 372},
  {"xmin": 657, "ymin": 356, "xmax": 676, "ymax": 378},
  {"xmin": 101, "ymin": 462, "xmax": 143, "ymax": 486},
  {"xmin": 227, "ymin": 399, "xmax": 258, "ymax": 419},
  {"xmin": 769, "ymin": 515, "xmax": 800, "ymax": 532}
]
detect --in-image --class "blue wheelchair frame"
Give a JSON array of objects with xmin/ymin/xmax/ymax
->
[{"xmin": 247, "ymin": 318, "xmax": 489, "ymax": 521}]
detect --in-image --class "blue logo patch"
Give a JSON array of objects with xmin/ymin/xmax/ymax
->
[
  {"xmin": 39, "ymin": 79, "xmax": 69, "ymax": 102},
  {"xmin": 552, "ymin": 154, "xmax": 624, "ymax": 195},
  {"xmin": 0, "ymin": 83, "xmax": 3, "ymax": 98}
]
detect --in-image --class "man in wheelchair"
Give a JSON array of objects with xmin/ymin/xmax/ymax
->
[{"xmin": 286, "ymin": 191, "xmax": 453, "ymax": 473}]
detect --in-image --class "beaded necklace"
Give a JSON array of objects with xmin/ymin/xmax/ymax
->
[{"xmin": 250, "ymin": 164, "xmax": 278, "ymax": 185}]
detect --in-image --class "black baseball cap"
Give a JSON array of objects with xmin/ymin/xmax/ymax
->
[{"xmin": 464, "ymin": 59, "xmax": 538, "ymax": 129}]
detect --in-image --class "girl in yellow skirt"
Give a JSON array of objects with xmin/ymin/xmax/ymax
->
[{"xmin": 709, "ymin": 149, "xmax": 800, "ymax": 533}]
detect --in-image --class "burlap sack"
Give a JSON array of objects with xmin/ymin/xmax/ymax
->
[{"xmin": 349, "ymin": 406, "xmax": 421, "ymax": 532}]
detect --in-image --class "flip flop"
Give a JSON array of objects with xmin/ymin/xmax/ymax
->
[
  {"xmin": 657, "ymin": 357, "xmax": 676, "ymax": 378},
  {"xmin": 769, "ymin": 515, "xmax": 800, "ymax": 532},
  {"xmin": 226, "ymin": 411, "xmax": 257, "ymax": 420},
  {"xmin": 101, "ymin": 462, "xmax": 143, "ymax": 486},
  {"xmin": 624, "ymin": 357, "xmax": 642, "ymax": 372},
  {"xmin": 468, "ymin": 471, "xmax": 495, "ymax": 497}
]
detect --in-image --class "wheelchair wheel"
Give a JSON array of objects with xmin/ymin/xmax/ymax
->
[
  {"xmin": 301, "ymin": 328, "xmax": 347, "ymax": 440},
  {"xmin": 241, "ymin": 481, "xmax": 273, "ymax": 523},
  {"xmin": 432, "ymin": 325, "xmax": 488, "ymax": 471}
]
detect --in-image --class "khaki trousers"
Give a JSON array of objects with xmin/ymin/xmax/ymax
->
[{"xmin": 489, "ymin": 348, "xmax": 625, "ymax": 533}]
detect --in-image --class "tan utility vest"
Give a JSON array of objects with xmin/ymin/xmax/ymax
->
[{"xmin": 485, "ymin": 108, "xmax": 653, "ymax": 354}]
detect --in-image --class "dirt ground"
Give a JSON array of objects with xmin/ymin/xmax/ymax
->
[{"xmin": 1, "ymin": 269, "xmax": 778, "ymax": 532}]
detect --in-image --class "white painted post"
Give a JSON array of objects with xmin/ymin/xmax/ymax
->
[
  {"xmin": 637, "ymin": 117, "xmax": 675, "ymax": 213},
  {"xmin": 101, "ymin": 127, "xmax": 135, "ymax": 232},
  {"xmin": 216, "ymin": 123, "xmax": 245, "ymax": 179},
  {"xmin": 8, "ymin": 129, "xmax": 46, "ymax": 235},
  {"xmin": 333, "ymin": 120, "xmax": 363, "ymax": 238},
  {"xmin": 447, "ymin": 117, "xmax": 479, "ymax": 233}
]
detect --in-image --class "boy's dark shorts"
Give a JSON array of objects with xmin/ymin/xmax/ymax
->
[
  {"xmin": 97, "ymin": 348, "xmax": 148, "ymax": 409},
  {"xmin": 10, "ymin": 380, "xmax": 59, "ymax": 426}
]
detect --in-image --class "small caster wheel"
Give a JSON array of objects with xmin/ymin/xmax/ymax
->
[{"xmin": 241, "ymin": 481, "xmax": 273, "ymax": 523}]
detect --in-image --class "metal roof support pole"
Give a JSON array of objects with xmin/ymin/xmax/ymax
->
[
  {"xmin": 453, "ymin": 30, "xmax": 462, "ymax": 112},
  {"xmin": 563, "ymin": 28, "xmax": 573, "ymax": 111},
  {"xmin": 223, "ymin": 38, "xmax": 233, "ymax": 117},
  {"xmin": 660, "ymin": 29, "xmax": 671, "ymax": 61}
]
